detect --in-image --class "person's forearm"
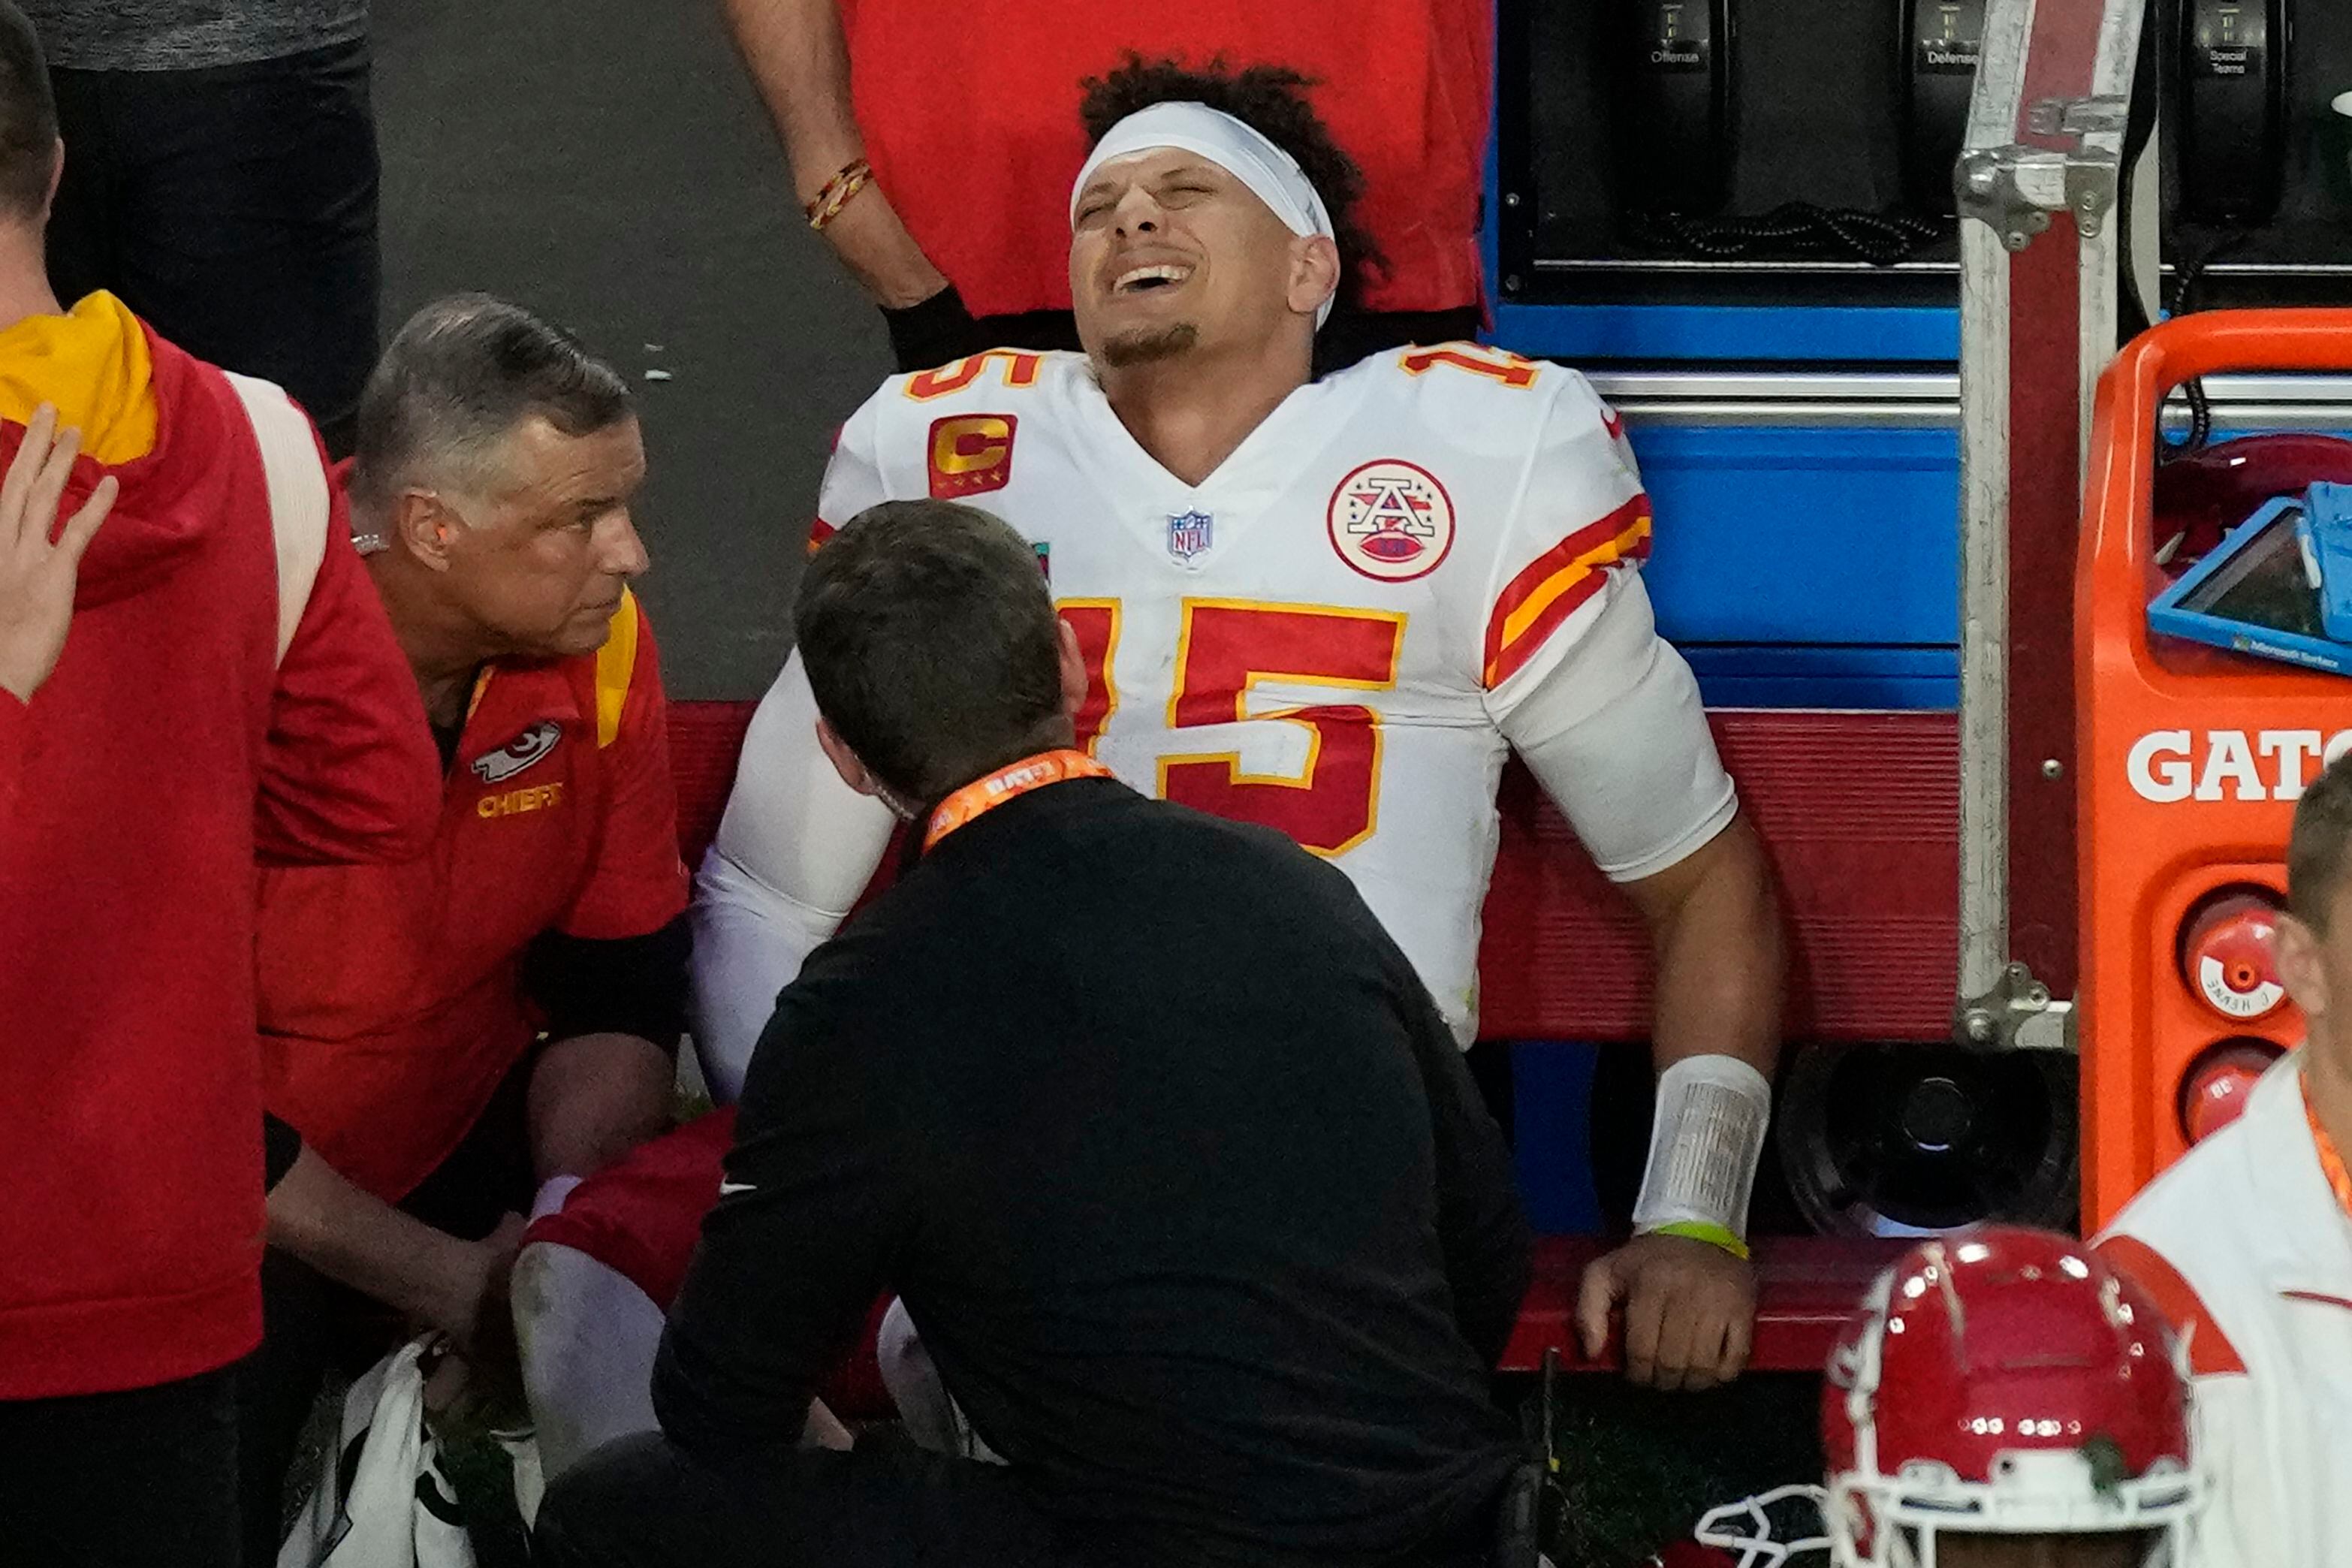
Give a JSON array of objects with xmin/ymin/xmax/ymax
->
[
  {"xmin": 722, "ymin": 0, "xmax": 863, "ymax": 198},
  {"xmin": 720, "ymin": 0, "xmax": 948, "ymax": 307},
  {"xmin": 529, "ymin": 1031, "xmax": 674, "ymax": 1183},
  {"xmin": 1646, "ymin": 815, "xmax": 1784, "ymax": 1078},
  {"xmin": 267, "ymin": 1145, "xmax": 487, "ymax": 1331}
]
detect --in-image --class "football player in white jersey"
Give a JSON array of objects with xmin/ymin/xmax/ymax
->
[{"xmin": 523, "ymin": 62, "xmax": 1785, "ymax": 1423}]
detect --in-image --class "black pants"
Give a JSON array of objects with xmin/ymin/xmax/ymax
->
[
  {"xmin": 46, "ymin": 37, "xmax": 382, "ymax": 456},
  {"xmin": 0, "ymin": 1361, "xmax": 243, "ymax": 1568},
  {"xmin": 536, "ymin": 1432, "xmax": 1502, "ymax": 1568},
  {"xmin": 236, "ymin": 1057, "xmax": 539, "ymax": 1566},
  {"xmin": 882, "ymin": 287, "xmax": 1485, "ymax": 381},
  {"xmin": 535, "ymin": 1432, "xmax": 1081, "ymax": 1568}
]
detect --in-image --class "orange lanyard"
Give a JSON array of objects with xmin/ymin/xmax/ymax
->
[
  {"xmin": 923, "ymin": 749, "xmax": 1111, "ymax": 851},
  {"xmin": 2304, "ymin": 1074, "xmax": 2352, "ymax": 1222}
]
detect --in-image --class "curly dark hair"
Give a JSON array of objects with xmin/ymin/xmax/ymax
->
[{"xmin": 1077, "ymin": 55, "xmax": 1385, "ymax": 312}]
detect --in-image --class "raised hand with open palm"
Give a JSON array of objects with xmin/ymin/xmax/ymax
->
[{"xmin": 0, "ymin": 402, "xmax": 118, "ymax": 704}]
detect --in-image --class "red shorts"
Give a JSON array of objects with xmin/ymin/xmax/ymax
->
[{"xmin": 523, "ymin": 1108, "xmax": 894, "ymax": 1419}]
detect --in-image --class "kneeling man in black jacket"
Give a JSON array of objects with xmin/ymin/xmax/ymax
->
[{"xmin": 535, "ymin": 498, "xmax": 1533, "ymax": 1568}]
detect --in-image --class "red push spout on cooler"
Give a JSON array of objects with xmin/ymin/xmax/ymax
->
[
  {"xmin": 2172, "ymin": 891, "xmax": 2291, "ymax": 1145},
  {"xmin": 2178, "ymin": 1040, "xmax": 2286, "ymax": 1145},
  {"xmin": 2178, "ymin": 891, "xmax": 2287, "ymax": 1022}
]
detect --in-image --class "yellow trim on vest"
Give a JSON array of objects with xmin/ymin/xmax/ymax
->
[
  {"xmin": 0, "ymin": 292, "xmax": 158, "ymax": 466},
  {"xmin": 594, "ymin": 589, "xmax": 640, "ymax": 749},
  {"xmin": 465, "ymin": 665, "xmax": 494, "ymax": 722}
]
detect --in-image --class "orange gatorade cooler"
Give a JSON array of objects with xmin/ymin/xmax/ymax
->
[{"xmin": 2076, "ymin": 311, "xmax": 2352, "ymax": 1229}]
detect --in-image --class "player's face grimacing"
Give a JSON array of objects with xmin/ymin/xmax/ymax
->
[
  {"xmin": 1069, "ymin": 148, "xmax": 1324, "ymax": 370},
  {"xmin": 1932, "ymin": 1530, "xmax": 2159, "ymax": 1568}
]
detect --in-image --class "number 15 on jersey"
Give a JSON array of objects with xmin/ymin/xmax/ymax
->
[{"xmin": 1057, "ymin": 598, "xmax": 1406, "ymax": 857}]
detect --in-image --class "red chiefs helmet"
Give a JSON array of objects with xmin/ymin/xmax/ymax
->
[{"xmin": 1821, "ymin": 1226, "xmax": 2206, "ymax": 1567}]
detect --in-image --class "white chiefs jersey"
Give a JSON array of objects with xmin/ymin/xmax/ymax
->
[
  {"xmin": 2097, "ymin": 1055, "xmax": 2352, "ymax": 1568},
  {"xmin": 792, "ymin": 342, "xmax": 1733, "ymax": 1039},
  {"xmin": 689, "ymin": 344, "xmax": 1735, "ymax": 1088}
]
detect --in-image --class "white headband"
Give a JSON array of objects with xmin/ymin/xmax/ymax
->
[{"xmin": 1070, "ymin": 101, "xmax": 1339, "ymax": 327}]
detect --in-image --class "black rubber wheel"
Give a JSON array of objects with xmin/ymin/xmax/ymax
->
[{"xmin": 1775, "ymin": 1042, "xmax": 2079, "ymax": 1237}]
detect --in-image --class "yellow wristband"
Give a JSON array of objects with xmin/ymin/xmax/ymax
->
[{"xmin": 1647, "ymin": 1220, "xmax": 1751, "ymax": 1261}]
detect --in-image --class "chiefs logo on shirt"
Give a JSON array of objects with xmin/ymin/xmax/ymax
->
[{"xmin": 472, "ymin": 720, "xmax": 561, "ymax": 784}]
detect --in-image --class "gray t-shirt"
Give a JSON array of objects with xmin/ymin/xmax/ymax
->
[{"xmin": 22, "ymin": 1, "xmax": 366, "ymax": 72}]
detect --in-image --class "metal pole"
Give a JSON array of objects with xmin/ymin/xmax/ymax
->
[
  {"xmin": 1955, "ymin": 0, "xmax": 2036, "ymax": 1006},
  {"xmin": 1951, "ymin": 0, "xmax": 2140, "ymax": 1047}
]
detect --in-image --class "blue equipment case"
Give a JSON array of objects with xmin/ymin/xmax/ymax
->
[{"xmin": 1481, "ymin": 111, "xmax": 1965, "ymax": 712}]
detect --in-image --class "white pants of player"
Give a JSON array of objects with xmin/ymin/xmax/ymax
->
[
  {"xmin": 511, "ymin": 1241, "xmax": 852, "ymax": 1480},
  {"xmin": 874, "ymin": 1299, "xmax": 1003, "ymax": 1464}
]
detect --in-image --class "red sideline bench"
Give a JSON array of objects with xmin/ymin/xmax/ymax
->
[
  {"xmin": 1502, "ymin": 1236, "xmax": 1905, "ymax": 1374},
  {"xmin": 668, "ymin": 702, "xmax": 1947, "ymax": 1372}
]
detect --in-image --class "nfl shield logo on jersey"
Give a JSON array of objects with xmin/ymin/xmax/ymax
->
[
  {"xmin": 1166, "ymin": 510, "xmax": 1214, "ymax": 562},
  {"xmin": 1328, "ymin": 460, "xmax": 1456, "ymax": 583}
]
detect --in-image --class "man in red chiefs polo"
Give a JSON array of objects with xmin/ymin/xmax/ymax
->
[{"xmin": 237, "ymin": 294, "xmax": 691, "ymax": 1563}]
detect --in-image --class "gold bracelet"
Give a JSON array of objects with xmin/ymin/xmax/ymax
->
[{"xmin": 805, "ymin": 158, "xmax": 873, "ymax": 232}]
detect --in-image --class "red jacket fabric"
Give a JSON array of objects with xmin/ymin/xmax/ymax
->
[
  {"xmin": 0, "ymin": 311, "xmax": 439, "ymax": 1399},
  {"xmin": 259, "ymin": 592, "xmax": 690, "ymax": 1202},
  {"xmin": 840, "ymin": 0, "xmax": 1493, "ymax": 318}
]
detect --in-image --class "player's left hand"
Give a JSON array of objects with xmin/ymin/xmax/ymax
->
[{"xmin": 1576, "ymin": 1232, "xmax": 1756, "ymax": 1392}]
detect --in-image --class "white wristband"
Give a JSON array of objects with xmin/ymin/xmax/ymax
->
[{"xmin": 1632, "ymin": 1054, "xmax": 1772, "ymax": 1243}]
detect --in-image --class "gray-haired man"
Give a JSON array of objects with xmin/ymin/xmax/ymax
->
[{"xmin": 240, "ymin": 294, "xmax": 692, "ymax": 1564}]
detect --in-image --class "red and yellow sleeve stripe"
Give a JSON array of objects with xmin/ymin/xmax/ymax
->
[
  {"xmin": 1482, "ymin": 495, "xmax": 1652, "ymax": 689},
  {"xmin": 807, "ymin": 517, "xmax": 837, "ymax": 557}
]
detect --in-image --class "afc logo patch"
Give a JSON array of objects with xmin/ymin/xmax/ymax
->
[
  {"xmin": 472, "ymin": 720, "xmax": 560, "ymax": 785},
  {"xmin": 927, "ymin": 414, "xmax": 1017, "ymax": 499},
  {"xmin": 1328, "ymin": 459, "xmax": 1455, "ymax": 582}
]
